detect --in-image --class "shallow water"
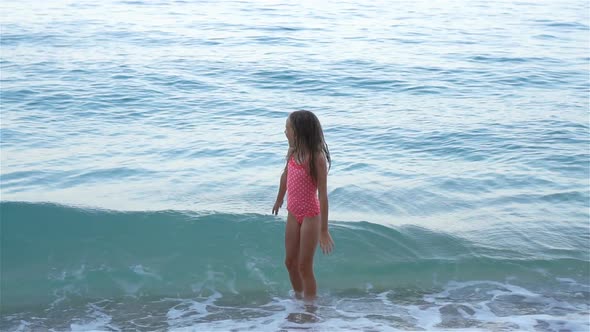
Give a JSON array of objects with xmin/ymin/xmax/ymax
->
[
  {"xmin": 1, "ymin": 203, "xmax": 589, "ymax": 331},
  {"xmin": 1, "ymin": 0, "xmax": 589, "ymax": 330}
]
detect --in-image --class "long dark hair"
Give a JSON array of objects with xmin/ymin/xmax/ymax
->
[{"xmin": 288, "ymin": 110, "xmax": 331, "ymax": 184}]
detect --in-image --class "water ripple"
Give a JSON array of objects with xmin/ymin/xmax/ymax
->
[{"xmin": 0, "ymin": 0, "xmax": 587, "ymax": 230}]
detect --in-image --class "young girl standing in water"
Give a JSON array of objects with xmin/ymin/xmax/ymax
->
[{"xmin": 272, "ymin": 110, "xmax": 334, "ymax": 301}]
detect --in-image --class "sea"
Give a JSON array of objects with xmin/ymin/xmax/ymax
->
[{"xmin": 1, "ymin": 0, "xmax": 589, "ymax": 331}]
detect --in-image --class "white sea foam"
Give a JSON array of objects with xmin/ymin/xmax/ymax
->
[
  {"xmin": 69, "ymin": 303, "xmax": 118, "ymax": 332},
  {"xmin": 130, "ymin": 264, "xmax": 162, "ymax": 280},
  {"xmin": 4, "ymin": 278, "xmax": 588, "ymax": 331},
  {"xmin": 160, "ymin": 280, "xmax": 590, "ymax": 331},
  {"xmin": 12, "ymin": 319, "xmax": 32, "ymax": 332}
]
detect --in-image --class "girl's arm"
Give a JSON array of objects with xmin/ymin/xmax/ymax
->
[
  {"xmin": 273, "ymin": 149, "xmax": 292, "ymax": 215},
  {"xmin": 275, "ymin": 166, "xmax": 287, "ymax": 202},
  {"xmin": 316, "ymin": 152, "xmax": 334, "ymax": 254}
]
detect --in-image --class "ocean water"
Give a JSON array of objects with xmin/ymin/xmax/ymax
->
[{"xmin": 1, "ymin": 0, "xmax": 589, "ymax": 331}]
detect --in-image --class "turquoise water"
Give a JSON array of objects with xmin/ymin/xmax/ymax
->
[
  {"xmin": 1, "ymin": 0, "xmax": 589, "ymax": 330},
  {"xmin": 2, "ymin": 202, "xmax": 589, "ymax": 331}
]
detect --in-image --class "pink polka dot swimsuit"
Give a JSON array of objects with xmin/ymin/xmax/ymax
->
[{"xmin": 287, "ymin": 155, "xmax": 320, "ymax": 224}]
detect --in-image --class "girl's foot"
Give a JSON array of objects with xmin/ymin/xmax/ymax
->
[{"xmin": 290, "ymin": 290, "xmax": 303, "ymax": 300}]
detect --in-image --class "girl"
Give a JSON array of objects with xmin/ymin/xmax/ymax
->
[{"xmin": 272, "ymin": 110, "xmax": 334, "ymax": 301}]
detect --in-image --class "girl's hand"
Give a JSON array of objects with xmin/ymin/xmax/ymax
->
[
  {"xmin": 319, "ymin": 230, "xmax": 334, "ymax": 254},
  {"xmin": 272, "ymin": 199, "xmax": 283, "ymax": 215}
]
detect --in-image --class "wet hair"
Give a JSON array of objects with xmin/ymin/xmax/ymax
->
[{"xmin": 288, "ymin": 110, "xmax": 331, "ymax": 184}]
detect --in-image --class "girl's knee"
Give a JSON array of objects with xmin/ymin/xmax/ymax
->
[
  {"xmin": 285, "ymin": 257, "xmax": 298, "ymax": 272},
  {"xmin": 298, "ymin": 261, "xmax": 313, "ymax": 276}
]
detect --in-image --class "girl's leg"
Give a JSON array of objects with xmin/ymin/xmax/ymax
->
[
  {"xmin": 299, "ymin": 215, "xmax": 321, "ymax": 301},
  {"xmin": 285, "ymin": 213, "xmax": 303, "ymax": 297}
]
